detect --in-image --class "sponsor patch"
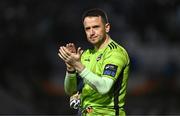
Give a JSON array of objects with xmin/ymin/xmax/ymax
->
[{"xmin": 103, "ymin": 64, "xmax": 118, "ymax": 77}]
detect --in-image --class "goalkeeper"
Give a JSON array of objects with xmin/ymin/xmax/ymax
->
[{"xmin": 58, "ymin": 8, "xmax": 130, "ymax": 116}]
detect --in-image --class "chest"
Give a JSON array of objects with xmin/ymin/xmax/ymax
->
[{"xmin": 81, "ymin": 52, "xmax": 104, "ymax": 75}]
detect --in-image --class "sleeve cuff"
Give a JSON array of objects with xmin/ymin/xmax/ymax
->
[
  {"xmin": 66, "ymin": 72, "xmax": 76, "ymax": 78},
  {"xmin": 67, "ymin": 70, "xmax": 76, "ymax": 74}
]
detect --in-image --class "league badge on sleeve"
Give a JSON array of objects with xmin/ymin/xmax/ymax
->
[{"xmin": 103, "ymin": 64, "xmax": 118, "ymax": 77}]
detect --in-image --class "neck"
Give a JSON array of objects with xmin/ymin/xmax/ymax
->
[{"xmin": 95, "ymin": 34, "xmax": 110, "ymax": 50}]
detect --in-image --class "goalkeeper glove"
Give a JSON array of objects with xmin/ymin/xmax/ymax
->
[{"xmin": 70, "ymin": 92, "xmax": 81, "ymax": 109}]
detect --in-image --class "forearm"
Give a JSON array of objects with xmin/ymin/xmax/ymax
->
[
  {"xmin": 79, "ymin": 68, "xmax": 114, "ymax": 95},
  {"xmin": 64, "ymin": 72, "xmax": 77, "ymax": 95}
]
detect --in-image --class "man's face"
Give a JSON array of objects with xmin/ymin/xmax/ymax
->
[{"xmin": 83, "ymin": 16, "xmax": 110, "ymax": 46}]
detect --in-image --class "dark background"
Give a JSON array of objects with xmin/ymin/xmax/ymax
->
[{"xmin": 0, "ymin": 0, "xmax": 180, "ymax": 115}]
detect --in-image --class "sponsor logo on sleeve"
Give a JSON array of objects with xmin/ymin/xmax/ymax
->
[{"xmin": 103, "ymin": 64, "xmax": 118, "ymax": 77}]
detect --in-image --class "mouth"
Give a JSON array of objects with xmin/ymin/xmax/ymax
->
[{"xmin": 90, "ymin": 36, "xmax": 98, "ymax": 40}]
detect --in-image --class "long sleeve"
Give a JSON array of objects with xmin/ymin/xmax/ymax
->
[
  {"xmin": 64, "ymin": 72, "xmax": 77, "ymax": 95},
  {"xmin": 79, "ymin": 68, "xmax": 114, "ymax": 95}
]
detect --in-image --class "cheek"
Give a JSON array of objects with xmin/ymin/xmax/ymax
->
[
  {"xmin": 98, "ymin": 30, "xmax": 104, "ymax": 36},
  {"xmin": 85, "ymin": 32, "xmax": 90, "ymax": 37}
]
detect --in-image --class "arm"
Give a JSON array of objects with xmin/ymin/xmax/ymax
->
[
  {"xmin": 64, "ymin": 72, "xmax": 77, "ymax": 95},
  {"xmin": 59, "ymin": 46, "xmax": 127, "ymax": 95},
  {"xmin": 80, "ymin": 49, "xmax": 129, "ymax": 94},
  {"xmin": 79, "ymin": 68, "xmax": 114, "ymax": 95},
  {"xmin": 58, "ymin": 43, "xmax": 78, "ymax": 95},
  {"xmin": 59, "ymin": 46, "xmax": 114, "ymax": 95}
]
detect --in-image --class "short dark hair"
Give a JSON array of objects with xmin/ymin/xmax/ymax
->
[{"xmin": 82, "ymin": 8, "xmax": 109, "ymax": 24}]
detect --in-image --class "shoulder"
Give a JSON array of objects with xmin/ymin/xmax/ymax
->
[
  {"xmin": 107, "ymin": 40, "xmax": 128, "ymax": 55},
  {"xmin": 105, "ymin": 40, "xmax": 130, "ymax": 64}
]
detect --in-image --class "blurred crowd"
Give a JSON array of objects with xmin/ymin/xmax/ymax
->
[{"xmin": 0, "ymin": 0, "xmax": 180, "ymax": 115}]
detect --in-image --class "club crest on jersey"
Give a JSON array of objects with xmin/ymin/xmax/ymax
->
[
  {"xmin": 96, "ymin": 54, "xmax": 103, "ymax": 61},
  {"xmin": 103, "ymin": 64, "xmax": 118, "ymax": 77}
]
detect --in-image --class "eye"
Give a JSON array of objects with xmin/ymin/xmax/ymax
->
[
  {"xmin": 85, "ymin": 27, "xmax": 90, "ymax": 31},
  {"xmin": 93, "ymin": 25, "xmax": 100, "ymax": 29}
]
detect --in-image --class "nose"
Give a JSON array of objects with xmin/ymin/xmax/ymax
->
[{"xmin": 90, "ymin": 28, "xmax": 95, "ymax": 36}]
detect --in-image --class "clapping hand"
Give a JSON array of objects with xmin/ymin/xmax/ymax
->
[{"xmin": 58, "ymin": 43, "xmax": 84, "ymax": 73}]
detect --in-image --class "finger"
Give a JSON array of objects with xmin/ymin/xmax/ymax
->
[
  {"xmin": 66, "ymin": 43, "xmax": 72, "ymax": 49},
  {"xmin": 70, "ymin": 43, "xmax": 75, "ymax": 49},
  {"xmin": 59, "ymin": 46, "xmax": 64, "ymax": 53},
  {"xmin": 80, "ymin": 49, "xmax": 84, "ymax": 55},
  {"xmin": 66, "ymin": 43, "xmax": 72, "ymax": 52},
  {"xmin": 58, "ymin": 53, "xmax": 66, "ymax": 61},
  {"xmin": 68, "ymin": 43, "xmax": 76, "ymax": 54},
  {"xmin": 60, "ymin": 47, "xmax": 69, "ymax": 56},
  {"xmin": 77, "ymin": 47, "xmax": 84, "ymax": 55},
  {"xmin": 62, "ymin": 46, "xmax": 72, "ymax": 56},
  {"xmin": 77, "ymin": 47, "xmax": 81, "ymax": 53},
  {"xmin": 69, "ymin": 43, "xmax": 76, "ymax": 53},
  {"xmin": 58, "ymin": 45, "xmax": 64, "ymax": 51},
  {"xmin": 66, "ymin": 43, "xmax": 69, "ymax": 49},
  {"xmin": 59, "ymin": 47, "xmax": 69, "ymax": 59}
]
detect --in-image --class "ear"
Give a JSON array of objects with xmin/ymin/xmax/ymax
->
[{"xmin": 105, "ymin": 23, "xmax": 110, "ymax": 33}]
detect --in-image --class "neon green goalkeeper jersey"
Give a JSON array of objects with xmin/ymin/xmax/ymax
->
[{"xmin": 80, "ymin": 39, "xmax": 130, "ymax": 116}]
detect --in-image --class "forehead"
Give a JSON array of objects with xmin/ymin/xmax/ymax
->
[{"xmin": 83, "ymin": 16, "xmax": 103, "ymax": 26}]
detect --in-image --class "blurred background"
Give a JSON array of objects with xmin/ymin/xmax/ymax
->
[{"xmin": 0, "ymin": 0, "xmax": 180, "ymax": 115}]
